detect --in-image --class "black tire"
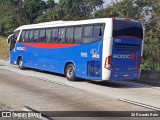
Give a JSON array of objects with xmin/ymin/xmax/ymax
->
[
  {"xmin": 65, "ymin": 64, "xmax": 76, "ymax": 81},
  {"xmin": 18, "ymin": 58, "xmax": 25, "ymax": 70}
]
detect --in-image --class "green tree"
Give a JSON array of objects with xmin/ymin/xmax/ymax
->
[
  {"xmin": 0, "ymin": 0, "xmax": 26, "ymax": 36},
  {"xmin": 35, "ymin": 0, "xmax": 104, "ymax": 23},
  {"xmin": 46, "ymin": 0, "xmax": 56, "ymax": 10},
  {"xmin": 142, "ymin": 0, "xmax": 160, "ymax": 71},
  {"xmin": 57, "ymin": 0, "xmax": 104, "ymax": 20},
  {"xmin": 23, "ymin": 0, "xmax": 47, "ymax": 23}
]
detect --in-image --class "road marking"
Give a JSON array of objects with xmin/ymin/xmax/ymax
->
[
  {"xmin": 32, "ymin": 76, "xmax": 67, "ymax": 86},
  {"xmin": 22, "ymin": 106, "xmax": 53, "ymax": 120},
  {"xmin": 119, "ymin": 99, "xmax": 160, "ymax": 111}
]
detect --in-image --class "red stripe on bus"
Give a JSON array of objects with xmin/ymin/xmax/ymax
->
[{"xmin": 23, "ymin": 43, "xmax": 79, "ymax": 48}]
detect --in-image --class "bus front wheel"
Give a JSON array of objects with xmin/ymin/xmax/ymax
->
[
  {"xmin": 65, "ymin": 64, "xmax": 76, "ymax": 81},
  {"xmin": 18, "ymin": 58, "xmax": 25, "ymax": 70}
]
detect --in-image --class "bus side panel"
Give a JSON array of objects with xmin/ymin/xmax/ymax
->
[
  {"xmin": 36, "ymin": 48, "xmax": 60, "ymax": 72},
  {"xmin": 26, "ymin": 47, "xmax": 60, "ymax": 73},
  {"xmin": 10, "ymin": 51, "xmax": 16, "ymax": 65},
  {"xmin": 58, "ymin": 42, "xmax": 103, "ymax": 80},
  {"xmin": 75, "ymin": 43, "xmax": 103, "ymax": 80},
  {"xmin": 14, "ymin": 41, "xmax": 103, "ymax": 80},
  {"xmin": 10, "ymin": 43, "xmax": 25, "ymax": 65}
]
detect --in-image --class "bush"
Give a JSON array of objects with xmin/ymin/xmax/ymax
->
[{"xmin": 0, "ymin": 36, "xmax": 9, "ymax": 60}]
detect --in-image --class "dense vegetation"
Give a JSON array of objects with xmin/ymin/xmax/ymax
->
[
  {"xmin": 0, "ymin": 37, "xmax": 9, "ymax": 60},
  {"xmin": 0, "ymin": 0, "xmax": 159, "ymax": 71}
]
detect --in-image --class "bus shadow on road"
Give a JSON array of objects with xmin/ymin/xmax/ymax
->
[
  {"xmin": 27, "ymin": 68, "xmax": 88, "ymax": 82},
  {"xmin": 25, "ymin": 68, "xmax": 152, "ymax": 88},
  {"xmin": 28, "ymin": 68, "xmax": 66, "ymax": 77},
  {"xmin": 88, "ymin": 80, "xmax": 151, "ymax": 88},
  {"xmin": 0, "ymin": 64, "xmax": 5, "ymax": 66}
]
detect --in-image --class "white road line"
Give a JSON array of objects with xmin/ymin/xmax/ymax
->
[
  {"xmin": 119, "ymin": 99, "xmax": 160, "ymax": 111},
  {"xmin": 22, "ymin": 107, "xmax": 51, "ymax": 120},
  {"xmin": 31, "ymin": 76, "xmax": 67, "ymax": 86}
]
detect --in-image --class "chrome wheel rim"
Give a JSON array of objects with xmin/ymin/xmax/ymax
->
[
  {"xmin": 19, "ymin": 60, "xmax": 23, "ymax": 68},
  {"xmin": 67, "ymin": 67, "xmax": 73, "ymax": 78}
]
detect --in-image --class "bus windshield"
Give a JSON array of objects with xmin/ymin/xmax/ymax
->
[{"xmin": 113, "ymin": 20, "xmax": 143, "ymax": 39}]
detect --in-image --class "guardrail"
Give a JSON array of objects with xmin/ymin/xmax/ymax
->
[{"xmin": 138, "ymin": 70, "xmax": 160, "ymax": 85}]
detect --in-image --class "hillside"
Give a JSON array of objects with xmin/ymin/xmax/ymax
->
[{"xmin": 0, "ymin": 36, "xmax": 9, "ymax": 60}]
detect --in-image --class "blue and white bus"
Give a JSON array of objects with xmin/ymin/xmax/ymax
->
[{"xmin": 7, "ymin": 18, "xmax": 143, "ymax": 81}]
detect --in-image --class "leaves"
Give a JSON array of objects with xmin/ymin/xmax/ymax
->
[
  {"xmin": 35, "ymin": 0, "xmax": 104, "ymax": 22},
  {"xmin": 0, "ymin": 0, "xmax": 27, "ymax": 36}
]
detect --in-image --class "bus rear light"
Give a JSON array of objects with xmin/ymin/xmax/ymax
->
[
  {"xmin": 138, "ymin": 56, "xmax": 143, "ymax": 69},
  {"xmin": 112, "ymin": 17, "xmax": 116, "ymax": 20},
  {"xmin": 124, "ymin": 18, "xmax": 130, "ymax": 20},
  {"xmin": 104, "ymin": 56, "xmax": 114, "ymax": 70},
  {"xmin": 140, "ymin": 56, "xmax": 142, "ymax": 64}
]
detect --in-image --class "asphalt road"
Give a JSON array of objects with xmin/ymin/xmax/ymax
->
[{"xmin": 0, "ymin": 60, "xmax": 160, "ymax": 119}]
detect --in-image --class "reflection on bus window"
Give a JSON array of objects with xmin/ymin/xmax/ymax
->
[
  {"xmin": 34, "ymin": 29, "xmax": 39, "ymax": 42},
  {"xmin": 52, "ymin": 28, "xmax": 58, "ymax": 43},
  {"xmin": 66, "ymin": 27, "xmax": 74, "ymax": 43},
  {"xmin": 58, "ymin": 28, "xmax": 65, "ymax": 43},
  {"xmin": 74, "ymin": 26, "xmax": 82, "ymax": 43},
  {"xmin": 39, "ymin": 29, "xmax": 46, "ymax": 42},
  {"xmin": 46, "ymin": 28, "xmax": 52, "ymax": 43},
  {"xmin": 25, "ymin": 30, "xmax": 29, "ymax": 42},
  {"xmin": 29, "ymin": 30, "xmax": 34, "ymax": 42},
  {"xmin": 20, "ymin": 30, "xmax": 25, "ymax": 42}
]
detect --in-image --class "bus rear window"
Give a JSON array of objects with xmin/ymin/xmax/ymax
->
[{"xmin": 113, "ymin": 20, "xmax": 143, "ymax": 39}]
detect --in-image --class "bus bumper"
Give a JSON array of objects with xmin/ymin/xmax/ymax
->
[{"xmin": 109, "ymin": 70, "xmax": 140, "ymax": 80}]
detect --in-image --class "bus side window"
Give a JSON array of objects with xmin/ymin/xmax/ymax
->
[
  {"xmin": 74, "ymin": 26, "xmax": 82, "ymax": 43},
  {"xmin": 34, "ymin": 29, "xmax": 39, "ymax": 42},
  {"xmin": 46, "ymin": 28, "xmax": 52, "ymax": 43},
  {"xmin": 25, "ymin": 30, "xmax": 29, "ymax": 42},
  {"xmin": 39, "ymin": 29, "xmax": 46, "ymax": 42},
  {"xmin": 29, "ymin": 30, "xmax": 34, "ymax": 42},
  {"xmin": 66, "ymin": 27, "xmax": 74, "ymax": 43},
  {"xmin": 92, "ymin": 24, "xmax": 103, "ymax": 42},
  {"xmin": 58, "ymin": 28, "xmax": 65, "ymax": 43},
  {"xmin": 93, "ymin": 25, "xmax": 102, "ymax": 37},
  {"xmin": 82, "ymin": 25, "xmax": 93, "ymax": 43},
  {"xmin": 52, "ymin": 28, "xmax": 59, "ymax": 43},
  {"xmin": 20, "ymin": 30, "xmax": 25, "ymax": 42}
]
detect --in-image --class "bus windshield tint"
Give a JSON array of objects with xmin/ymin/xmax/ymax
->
[{"xmin": 113, "ymin": 20, "xmax": 143, "ymax": 39}]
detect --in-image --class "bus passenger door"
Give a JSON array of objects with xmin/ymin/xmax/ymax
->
[
  {"xmin": 7, "ymin": 30, "xmax": 20, "ymax": 64},
  {"xmin": 7, "ymin": 34, "xmax": 15, "ymax": 52},
  {"xmin": 7, "ymin": 34, "xmax": 16, "ymax": 64}
]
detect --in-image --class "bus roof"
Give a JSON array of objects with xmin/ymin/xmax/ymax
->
[
  {"xmin": 15, "ymin": 18, "xmax": 111, "ymax": 31},
  {"xmin": 15, "ymin": 18, "xmax": 140, "ymax": 31}
]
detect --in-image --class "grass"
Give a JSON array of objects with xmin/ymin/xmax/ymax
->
[{"xmin": 0, "ymin": 36, "xmax": 9, "ymax": 60}]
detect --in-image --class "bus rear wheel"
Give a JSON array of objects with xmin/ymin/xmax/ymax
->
[
  {"xmin": 18, "ymin": 58, "xmax": 25, "ymax": 70},
  {"xmin": 65, "ymin": 64, "xmax": 76, "ymax": 81}
]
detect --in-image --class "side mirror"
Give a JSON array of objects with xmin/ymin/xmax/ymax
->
[{"xmin": 7, "ymin": 34, "xmax": 13, "ymax": 43}]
